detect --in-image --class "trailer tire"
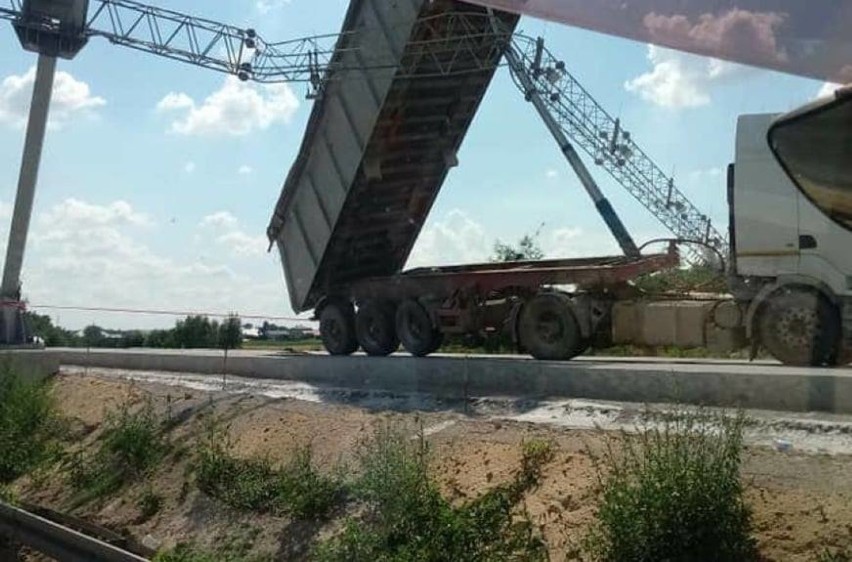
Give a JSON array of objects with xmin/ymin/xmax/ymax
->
[
  {"xmin": 356, "ymin": 301, "xmax": 399, "ymax": 356},
  {"xmin": 758, "ymin": 288, "xmax": 840, "ymax": 367},
  {"xmin": 519, "ymin": 293, "xmax": 582, "ymax": 361},
  {"xmin": 319, "ymin": 301, "xmax": 358, "ymax": 356},
  {"xmin": 396, "ymin": 300, "xmax": 441, "ymax": 357}
]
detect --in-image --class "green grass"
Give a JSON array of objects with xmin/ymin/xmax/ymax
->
[
  {"xmin": 195, "ymin": 422, "xmax": 343, "ymax": 520},
  {"xmin": 312, "ymin": 427, "xmax": 552, "ymax": 562},
  {"xmin": 583, "ymin": 409, "xmax": 757, "ymax": 562},
  {"xmin": 0, "ymin": 368, "xmax": 60, "ymax": 484},
  {"xmin": 70, "ymin": 399, "xmax": 169, "ymax": 504}
]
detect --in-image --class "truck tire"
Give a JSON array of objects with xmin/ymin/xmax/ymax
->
[
  {"xmin": 396, "ymin": 300, "xmax": 441, "ymax": 357},
  {"xmin": 356, "ymin": 301, "xmax": 399, "ymax": 356},
  {"xmin": 519, "ymin": 293, "xmax": 582, "ymax": 361},
  {"xmin": 758, "ymin": 289, "xmax": 840, "ymax": 367},
  {"xmin": 319, "ymin": 301, "xmax": 358, "ymax": 356}
]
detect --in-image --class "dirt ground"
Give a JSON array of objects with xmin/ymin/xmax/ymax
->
[{"xmin": 12, "ymin": 371, "xmax": 852, "ymax": 561}]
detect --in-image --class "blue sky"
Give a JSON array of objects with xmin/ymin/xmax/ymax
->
[{"xmin": 0, "ymin": 0, "xmax": 832, "ymax": 330}]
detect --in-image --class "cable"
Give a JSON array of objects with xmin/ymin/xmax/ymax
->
[{"xmin": 27, "ymin": 305, "xmax": 316, "ymax": 323}]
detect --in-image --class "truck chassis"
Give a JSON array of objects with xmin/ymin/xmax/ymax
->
[{"xmin": 316, "ymin": 249, "xmax": 679, "ymax": 359}]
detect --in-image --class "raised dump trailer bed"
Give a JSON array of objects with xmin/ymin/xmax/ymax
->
[{"xmin": 268, "ymin": 0, "xmax": 519, "ymax": 314}]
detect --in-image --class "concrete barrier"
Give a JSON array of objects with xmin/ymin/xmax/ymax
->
[
  {"xmin": 49, "ymin": 349, "xmax": 852, "ymax": 415},
  {"xmin": 1, "ymin": 350, "xmax": 59, "ymax": 382}
]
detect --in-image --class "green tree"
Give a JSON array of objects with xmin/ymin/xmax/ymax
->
[
  {"xmin": 24, "ymin": 312, "xmax": 78, "ymax": 347},
  {"xmin": 83, "ymin": 325, "xmax": 105, "ymax": 348},
  {"xmin": 173, "ymin": 316, "xmax": 219, "ymax": 349},
  {"xmin": 144, "ymin": 329, "xmax": 175, "ymax": 349},
  {"xmin": 493, "ymin": 226, "xmax": 545, "ymax": 262}
]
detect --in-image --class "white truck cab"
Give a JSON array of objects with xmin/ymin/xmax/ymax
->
[{"xmin": 731, "ymin": 93, "xmax": 852, "ymax": 365}]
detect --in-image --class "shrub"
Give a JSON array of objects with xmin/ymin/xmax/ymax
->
[
  {"xmin": 313, "ymin": 427, "xmax": 552, "ymax": 562},
  {"xmin": 70, "ymin": 399, "xmax": 168, "ymax": 503},
  {"xmin": 584, "ymin": 409, "xmax": 757, "ymax": 562},
  {"xmin": 0, "ymin": 369, "xmax": 58, "ymax": 483},
  {"xmin": 196, "ymin": 423, "xmax": 342, "ymax": 520}
]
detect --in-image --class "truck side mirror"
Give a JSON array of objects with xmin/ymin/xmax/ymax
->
[{"xmin": 769, "ymin": 89, "xmax": 852, "ymax": 228}]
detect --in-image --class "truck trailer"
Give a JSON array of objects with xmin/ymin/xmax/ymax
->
[{"xmin": 268, "ymin": 0, "xmax": 852, "ymax": 366}]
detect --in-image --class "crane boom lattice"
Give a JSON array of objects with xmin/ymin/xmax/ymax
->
[{"xmin": 507, "ymin": 35, "xmax": 726, "ymax": 253}]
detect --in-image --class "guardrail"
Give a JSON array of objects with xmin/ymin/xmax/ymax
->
[{"xmin": 0, "ymin": 501, "xmax": 149, "ymax": 562}]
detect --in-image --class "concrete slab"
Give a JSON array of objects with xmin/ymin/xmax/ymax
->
[
  {"xmin": 1, "ymin": 349, "xmax": 59, "ymax": 382},
  {"xmin": 49, "ymin": 348, "xmax": 852, "ymax": 415}
]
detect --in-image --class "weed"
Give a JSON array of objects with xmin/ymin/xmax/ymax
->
[
  {"xmin": 583, "ymin": 409, "xmax": 757, "ymax": 562},
  {"xmin": 70, "ymin": 399, "xmax": 169, "ymax": 504},
  {"xmin": 137, "ymin": 488, "xmax": 163, "ymax": 521},
  {"xmin": 196, "ymin": 422, "xmax": 342, "ymax": 519},
  {"xmin": 0, "ymin": 369, "xmax": 59, "ymax": 483},
  {"xmin": 313, "ymin": 427, "xmax": 552, "ymax": 562},
  {"xmin": 154, "ymin": 542, "xmax": 272, "ymax": 562},
  {"xmin": 817, "ymin": 547, "xmax": 852, "ymax": 562}
]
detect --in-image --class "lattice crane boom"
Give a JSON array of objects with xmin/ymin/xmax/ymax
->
[{"xmin": 507, "ymin": 35, "xmax": 726, "ymax": 251}]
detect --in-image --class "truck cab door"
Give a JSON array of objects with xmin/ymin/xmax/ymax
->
[{"xmin": 770, "ymin": 90, "xmax": 852, "ymax": 298}]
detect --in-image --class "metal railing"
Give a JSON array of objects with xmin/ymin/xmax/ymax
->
[{"xmin": 0, "ymin": 501, "xmax": 148, "ymax": 562}]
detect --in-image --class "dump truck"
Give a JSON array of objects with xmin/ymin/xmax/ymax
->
[{"xmin": 268, "ymin": 0, "xmax": 852, "ymax": 366}]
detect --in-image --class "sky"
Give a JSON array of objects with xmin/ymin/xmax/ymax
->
[{"xmin": 0, "ymin": 0, "xmax": 835, "ymax": 330}]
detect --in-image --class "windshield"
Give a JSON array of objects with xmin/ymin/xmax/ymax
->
[{"xmin": 770, "ymin": 95, "xmax": 852, "ymax": 228}]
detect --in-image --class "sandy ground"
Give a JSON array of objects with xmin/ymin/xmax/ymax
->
[{"xmin": 12, "ymin": 369, "xmax": 852, "ymax": 561}]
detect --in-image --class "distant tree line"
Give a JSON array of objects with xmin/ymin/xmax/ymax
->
[{"xmin": 25, "ymin": 312, "xmax": 243, "ymax": 351}]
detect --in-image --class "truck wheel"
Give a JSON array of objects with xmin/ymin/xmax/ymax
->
[
  {"xmin": 319, "ymin": 301, "xmax": 358, "ymax": 356},
  {"xmin": 356, "ymin": 301, "xmax": 399, "ymax": 356},
  {"xmin": 519, "ymin": 293, "xmax": 582, "ymax": 361},
  {"xmin": 758, "ymin": 289, "xmax": 840, "ymax": 367},
  {"xmin": 396, "ymin": 300, "xmax": 441, "ymax": 357}
]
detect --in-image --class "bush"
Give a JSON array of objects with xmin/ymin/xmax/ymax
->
[
  {"xmin": 313, "ymin": 427, "xmax": 551, "ymax": 562},
  {"xmin": 154, "ymin": 541, "xmax": 271, "ymax": 562},
  {"xmin": 584, "ymin": 409, "xmax": 757, "ymax": 562},
  {"xmin": 70, "ymin": 399, "xmax": 168, "ymax": 503},
  {"xmin": 196, "ymin": 423, "xmax": 342, "ymax": 520},
  {"xmin": 0, "ymin": 369, "xmax": 58, "ymax": 483}
]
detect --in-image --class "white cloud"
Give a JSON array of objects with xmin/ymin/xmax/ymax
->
[
  {"xmin": 546, "ymin": 169, "xmax": 559, "ymax": 179},
  {"xmin": 256, "ymin": 0, "xmax": 290, "ymax": 14},
  {"xmin": 625, "ymin": 45, "xmax": 748, "ymax": 108},
  {"xmin": 184, "ymin": 161, "xmax": 196, "ymax": 174},
  {"xmin": 407, "ymin": 209, "xmax": 624, "ymax": 268},
  {"xmin": 198, "ymin": 210, "xmax": 265, "ymax": 257},
  {"xmin": 156, "ymin": 77, "xmax": 299, "ymax": 136},
  {"xmin": 238, "ymin": 165, "xmax": 254, "ymax": 175},
  {"xmin": 156, "ymin": 92, "xmax": 193, "ymax": 111},
  {"xmin": 815, "ymin": 82, "xmax": 841, "ymax": 100},
  {"xmin": 199, "ymin": 211, "xmax": 238, "ymax": 230},
  {"xmin": 215, "ymin": 230, "xmax": 267, "ymax": 257},
  {"xmin": 407, "ymin": 210, "xmax": 490, "ymax": 268},
  {"xmin": 22, "ymin": 198, "xmax": 292, "ymax": 329},
  {"xmin": 0, "ymin": 66, "xmax": 105, "ymax": 129}
]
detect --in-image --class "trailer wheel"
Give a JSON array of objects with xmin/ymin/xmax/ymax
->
[
  {"xmin": 396, "ymin": 300, "xmax": 441, "ymax": 357},
  {"xmin": 356, "ymin": 301, "xmax": 399, "ymax": 356},
  {"xmin": 519, "ymin": 293, "xmax": 582, "ymax": 361},
  {"xmin": 319, "ymin": 301, "xmax": 358, "ymax": 356},
  {"xmin": 758, "ymin": 289, "xmax": 840, "ymax": 366}
]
